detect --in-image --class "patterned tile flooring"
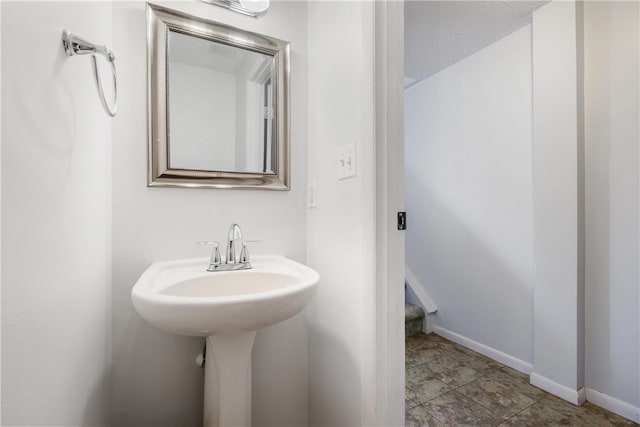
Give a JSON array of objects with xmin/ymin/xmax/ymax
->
[{"xmin": 406, "ymin": 333, "xmax": 639, "ymax": 426}]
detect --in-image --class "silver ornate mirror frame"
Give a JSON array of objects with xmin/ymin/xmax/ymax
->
[{"xmin": 147, "ymin": 3, "xmax": 290, "ymax": 190}]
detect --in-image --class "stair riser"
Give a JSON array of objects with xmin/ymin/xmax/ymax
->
[{"xmin": 405, "ymin": 318, "xmax": 423, "ymax": 337}]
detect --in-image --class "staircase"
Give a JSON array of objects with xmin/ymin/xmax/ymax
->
[{"xmin": 405, "ymin": 303, "xmax": 425, "ymax": 337}]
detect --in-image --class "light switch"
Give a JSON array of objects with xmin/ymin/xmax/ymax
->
[{"xmin": 338, "ymin": 143, "xmax": 356, "ymax": 180}]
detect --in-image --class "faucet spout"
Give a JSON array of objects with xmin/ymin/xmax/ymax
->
[
  {"xmin": 199, "ymin": 223, "xmax": 251, "ymax": 272},
  {"xmin": 226, "ymin": 223, "xmax": 243, "ymax": 264}
]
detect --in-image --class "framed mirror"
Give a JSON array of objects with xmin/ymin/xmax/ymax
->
[{"xmin": 147, "ymin": 4, "xmax": 290, "ymax": 190}]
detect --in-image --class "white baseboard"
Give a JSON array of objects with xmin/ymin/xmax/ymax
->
[
  {"xmin": 529, "ymin": 373, "xmax": 586, "ymax": 405},
  {"xmin": 586, "ymin": 388, "xmax": 640, "ymax": 423},
  {"xmin": 432, "ymin": 325, "xmax": 533, "ymax": 375}
]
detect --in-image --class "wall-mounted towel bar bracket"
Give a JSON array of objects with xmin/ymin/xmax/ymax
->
[{"xmin": 61, "ymin": 29, "xmax": 117, "ymax": 117}]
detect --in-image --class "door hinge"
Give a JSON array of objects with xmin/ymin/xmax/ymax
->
[{"xmin": 397, "ymin": 212, "xmax": 406, "ymax": 230}]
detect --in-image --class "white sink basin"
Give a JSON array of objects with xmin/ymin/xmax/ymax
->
[
  {"xmin": 132, "ymin": 254, "xmax": 319, "ymax": 427},
  {"xmin": 131, "ymin": 255, "xmax": 319, "ymax": 336}
]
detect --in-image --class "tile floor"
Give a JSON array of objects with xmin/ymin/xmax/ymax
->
[{"xmin": 406, "ymin": 333, "xmax": 639, "ymax": 426}]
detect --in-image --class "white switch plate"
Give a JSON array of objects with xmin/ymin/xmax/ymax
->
[
  {"xmin": 338, "ymin": 143, "xmax": 356, "ymax": 180},
  {"xmin": 307, "ymin": 180, "xmax": 317, "ymax": 208}
]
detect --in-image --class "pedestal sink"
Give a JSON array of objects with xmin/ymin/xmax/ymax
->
[{"xmin": 131, "ymin": 255, "xmax": 319, "ymax": 427}]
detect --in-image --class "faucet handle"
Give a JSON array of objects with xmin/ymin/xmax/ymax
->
[
  {"xmin": 197, "ymin": 241, "xmax": 221, "ymax": 266},
  {"xmin": 239, "ymin": 241, "xmax": 250, "ymax": 263},
  {"xmin": 239, "ymin": 240, "xmax": 263, "ymax": 263}
]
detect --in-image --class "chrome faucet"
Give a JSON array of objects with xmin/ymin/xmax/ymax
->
[
  {"xmin": 198, "ymin": 223, "xmax": 252, "ymax": 272},
  {"xmin": 226, "ymin": 223, "xmax": 243, "ymax": 264}
]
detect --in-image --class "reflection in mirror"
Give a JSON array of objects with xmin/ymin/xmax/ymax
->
[
  {"xmin": 168, "ymin": 31, "xmax": 276, "ymax": 174},
  {"xmin": 147, "ymin": 4, "xmax": 290, "ymax": 190}
]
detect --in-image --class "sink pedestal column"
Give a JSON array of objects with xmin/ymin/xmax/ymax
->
[{"xmin": 204, "ymin": 331, "xmax": 257, "ymax": 427}]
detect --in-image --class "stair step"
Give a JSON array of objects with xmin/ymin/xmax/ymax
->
[
  {"xmin": 405, "ymin": 303, "xmax": 425, "ymax": 337},
  {"xmin": 405, "ymin": 303, "xmax": 425, "ymax": 321}
]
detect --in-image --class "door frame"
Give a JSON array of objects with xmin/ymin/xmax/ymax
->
[{"xmin": 374, "ymin": 1, "xmax": 405, "ymax": 425}]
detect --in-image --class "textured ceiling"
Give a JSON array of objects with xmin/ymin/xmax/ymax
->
[{"xmin": 405, "ymin": 1, "xmax": 547, "ymax": 82}]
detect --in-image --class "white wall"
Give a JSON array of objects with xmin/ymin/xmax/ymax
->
[
  {"xmin": 306, "ymin": 1, "xmax": 377, "ymax": 425},
  {"xmin": 169, "ymin": 63, "xmax": 236, "ymax": 171},
  {"xmin": 111, "ymin": 2, "xmax": 308, "ymax": 425},
  {"xmin": 531, "ymin": 1, "xmax": 584, "ymax": 402},
  {"xmin": 584, "ymin": 0, "xmax": 640, "ymax": 418},
  {"xmin": 1, "ymin": 2, "xmax": 112, "ymax": 425},
  {"xmin": 404, "ymin": 26, "xmax": 535, "ymax": 366}
]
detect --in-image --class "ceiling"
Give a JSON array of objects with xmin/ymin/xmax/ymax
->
[{"xmin": 405, "ymin": 1, "xmax": 547, "ymax": 83}]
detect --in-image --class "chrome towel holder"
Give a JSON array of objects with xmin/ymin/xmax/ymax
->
[{"xmin": 61, "ymin": 29, "xmax": 117, "ymax": 117}]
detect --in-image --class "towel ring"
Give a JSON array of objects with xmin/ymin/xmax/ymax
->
[{"xmin": 62, "ymin": 29, "xmax": 117, "ymax": 117}]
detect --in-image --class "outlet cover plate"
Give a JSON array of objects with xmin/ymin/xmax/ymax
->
[{"xmin": 307, "ymin": 180, "xmax": 317, "ymax": 208}]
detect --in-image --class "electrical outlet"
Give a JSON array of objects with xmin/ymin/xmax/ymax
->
[
  {"xmin": 307, "ymin": 180, "xmax": 317, "ymax": 208},
  {"xmin": 338, "ymin": 143, "xmax": 356, "ymax": 180}
]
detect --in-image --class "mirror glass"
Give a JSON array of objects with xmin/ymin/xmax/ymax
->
[
  {"xmin": 147, "ymin": 4, "xmax": 290, "ymax": 190},
  {"xmin": 168, "ymin": 31, "xmax": 275, "ymax": 174}
]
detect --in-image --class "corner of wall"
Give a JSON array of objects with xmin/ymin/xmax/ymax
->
[{"xmin": 531, "ymin": 0, "xmax": 583, "ymax": 396}]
